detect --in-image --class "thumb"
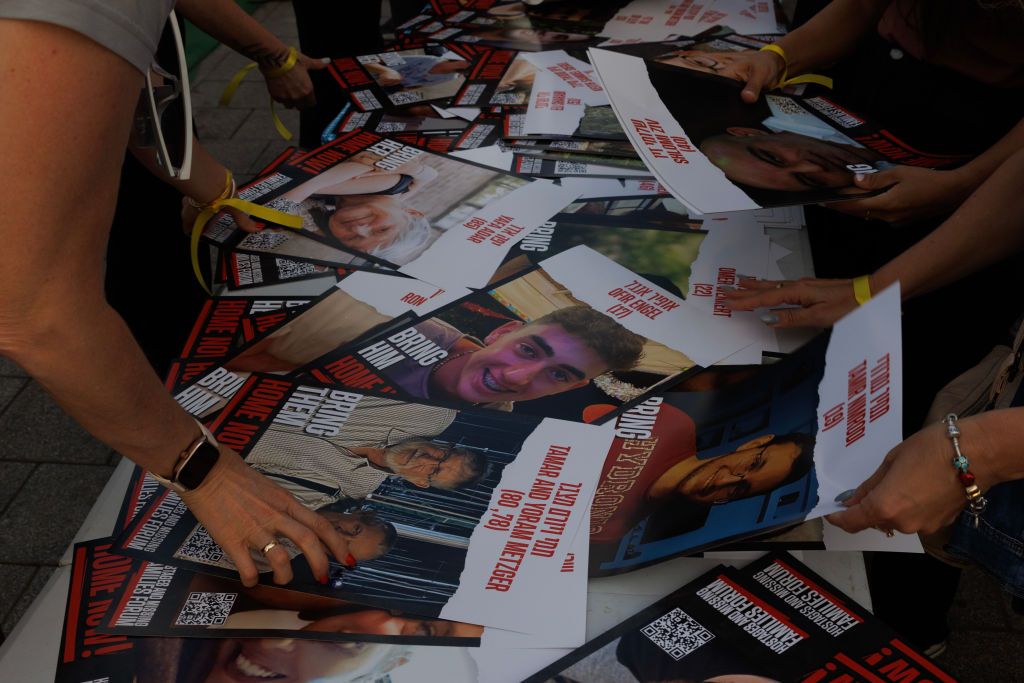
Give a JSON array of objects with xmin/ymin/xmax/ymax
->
[
  {"xmin": 853, "ymin": 168, "xmax": 897, "ymax": 191},
  {"xmin": 302, "ymin": 54, "xmax": 330, "ymax": 71}
]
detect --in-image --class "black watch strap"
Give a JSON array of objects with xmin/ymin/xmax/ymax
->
[
  {"xmin": 175, "ymin": 439, "xmax": 220, "ymax": 491},
  {"xmin": 152, "ymin": 421, "xmax": 220, "ymax": 494}
]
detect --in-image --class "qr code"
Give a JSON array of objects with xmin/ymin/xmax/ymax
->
[
  {"xmin": 176, "ymin": 525, "xmax": 226, "ymax": 565},
  {"xmin": 553, "ymin": 161, "xmax": 588, "ymax": 175},
  {"xmin": 175, "ymin": 591, "xmax": 238, "ymax": 626},
  {"xmin": 274, "ymin": 258, "xmax": 318, "ymax": 279},
  {"xmin": 389, "ymin": 90, "xmax": 424, "ymax": 106},
  {"xmin": 641, "ymin": 608, "xmax": 715, "ymax": 660},
  {"xmin": 240, "ymin": 231, "xmax": 290, "ymax": 250}
]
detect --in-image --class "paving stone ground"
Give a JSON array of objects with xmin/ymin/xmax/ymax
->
[{"xmin": 0, "ymin": 2, "xmax": 1020, "ymax": 678}]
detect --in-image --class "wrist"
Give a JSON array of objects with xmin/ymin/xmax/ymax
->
[
  {"xmin": 967, "ymin": 411, "xmax": 1024, "ymax": 486},
  {"xmin": 258, "ymin": 46, "xmax": 299, "ymax": 78}
]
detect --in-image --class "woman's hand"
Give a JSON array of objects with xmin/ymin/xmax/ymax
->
[
  {"xmin": 722, "ymin": 277, "xmax": 858, "ymax": 328},
  {"xmin": 722, "ymin": 49, "xmax": 786, "ymax": 103},
  {"xmin": 827, "ymin": 417, "xmax": 997, "ymax": 535},
  {"xmin": 180, "ymin": 446, "xmax": 353, "ymax": 587},
  {"xmin": 261, "ymin": 51, "xmax": 328, "ymax": 109},
  {"xmin": 181, "ymin": 196, "xmax": 260, "ymax": 234},
  {"xmin": 825, "ymin": 166, "xmax": 975, "ymax": 224}
]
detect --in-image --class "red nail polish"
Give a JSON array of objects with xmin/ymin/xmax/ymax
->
[
  {"xmin": 318, "ymin": 574, "xmax": 328, "ymax": 585},
  {"xmin": 344, "ymin": 553, "xmax": 357, "ymax": 569}
]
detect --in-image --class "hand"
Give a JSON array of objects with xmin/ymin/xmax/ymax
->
[
  {"xmin": 180, "ymin": 446, "xmax": 353, "ymax": 587},
  {"xmin": 180, "ymin": 196, "xmax": 260, "ymax": 234},
  {"xmin": 824, "ymin": 166, "xmax": 974, "ymax": 224},
  {"xmin": 261, "ymin": 52, "xmax": 328, "ymax": 109},
  {"xmin": 729, "ymin": 49, "xmax": 786, "ymax": 103},
  {"xmin": 826, "ymin": 417, "xmax": 994, "ymax": 535},
  {"xmin": 722, "ymin": 277, "xmax": 858, "ymax": 328}
]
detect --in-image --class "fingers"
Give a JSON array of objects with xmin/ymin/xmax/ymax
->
[
  {"xmin": 740, "ymin": 53, "xmax": 783, "ymax": 103},
  {"xmin": 301, "ymin": 54, "xmax": 330, "ymax": 71},
  {"xmin": 286, "ymin": 500, "xmax": 354, "ymax": 576},
  {"xmin": 258, "ymin": 538, "xmax": 295, "ymax": 585},
  {"xmin": 851, "ymin": 168, "xmax": 899, "ymax": 193},
  {"xmin": 228, "ymin": 542, "xmax": 262, "ymax": 588},
  {"xmin": 225, "ymin": 206, "xmax": 261, "ymax": 233},
  {"xmin": 271, "ymin": 515, "xmax": 325, "ymax": 584}
]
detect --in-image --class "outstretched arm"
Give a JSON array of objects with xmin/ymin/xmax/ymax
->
[
  {"xmin": 0, "ymin": 19, "xmax": 347, "ymax": 587},
  {"xmin": 176, "ymin": 0, "xmax": 327, "ymax": 109},
  {"xmin": 723, "ymin": 146, "xmax": 1024, "ymax": 327},
  {"xmin": 827, "ymin": 407, "xmax": 1024, "ymax": 534},
  {"xmin": 725, "ymin": 0, "xmax": 890, "ymax": 102}
]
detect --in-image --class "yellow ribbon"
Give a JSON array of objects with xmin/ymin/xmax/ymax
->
[
  {"xmin": 852, "ymin": 275, "xmax": 873, "ymax": 306},
  {"xmin": 759, "ymin": 44, "xmax": 834, "ymax": 91},
  {"xmin": 190, "ymin": 198, "xmax": 303, "ymax": 295},
  {"xmin": 219, "ymin": 47, "xmax": 299, "ymax": 141}
]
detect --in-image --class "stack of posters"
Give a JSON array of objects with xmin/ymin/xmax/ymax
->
[
  {"xmin": 48, "ymin": 3, "xmax": 947, "ymax": 682},
  {"xmin": 526, "ymin": 552, "xmax": 956, "ymax": 682}
]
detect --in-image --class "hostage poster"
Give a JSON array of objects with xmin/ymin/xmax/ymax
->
[{"xmin": 118, "ymin": 375, "xmax": 613, "ymax": 635}]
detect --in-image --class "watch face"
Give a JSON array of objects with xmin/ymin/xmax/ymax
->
[{"xmin": 177, "ymin": 441, "xmax": 220, "ymax": 491}]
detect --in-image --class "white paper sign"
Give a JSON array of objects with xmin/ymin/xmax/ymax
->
[
  {"xmin": 686, "ymin": 212, "xmax": 778, "ymax": 357},
  {"xmin": 334, "ymin": 270, "xmax": 469, "ymax": 317},
  {"xmin": 588, "ymin": 48, "xmax": 760, "ymax": 214},
  {"xmin": 809, "ymin": 284, "xmax": 903, "ymax": 518},
  {"xmin": 440, "ymin": 419, "xmax": 615, "ymax": 634},
  {"xmin": 540, "ymin": 245, "xmax": 754, "ymax": 367},
  {"xmin": 400, "ymin": 179, "xmax": 580, "ymax": 289}
]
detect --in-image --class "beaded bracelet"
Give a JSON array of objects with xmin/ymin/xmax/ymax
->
[{"xmin": 943, "ymin": 413, "xmax": 988, "ymax": 528}]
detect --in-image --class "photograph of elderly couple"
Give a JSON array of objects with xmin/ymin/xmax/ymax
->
[{"xmin": 118, "ymin": 380, "xmax": 562, "ymax": 618}]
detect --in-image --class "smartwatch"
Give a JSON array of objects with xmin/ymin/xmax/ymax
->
[{"xmin": 151, "ymin": 420, "xmax": 221, "ymax": 495}]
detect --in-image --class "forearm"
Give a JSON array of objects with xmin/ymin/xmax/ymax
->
[
  {"xmin": 961, "ymin": 408, "xmax": 1024, "ymax": 488},
  {"xmin": 3, "ymin": 295, "xmax": 197, "ymax": 479},
  {"xmin": 947, "ymin": 117, "xmax": 1024, "ymax": 196},
  {"xmin": 776, "ymin": 0, "xmax": 889, "ymax": 75},
  {"xmin": 176, "ymin": 0, "xmax": 292, "ymax": 70},
  {"xmin": 129, "ymin": 134, "xmax": 233, "ymax": 204},
  {"xmin": 871, "ymin": 147, "xmax": 1024, "ymax": 299}
]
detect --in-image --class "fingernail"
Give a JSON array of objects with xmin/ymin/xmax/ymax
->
[
  {"xmin": 344, "ymin": 553, "xmax": 357, "ymax": 569},
  {"xmin": 736, "ymin": 274, "xmax": 756, "ymax": 282},
  {"xmin": 318, "ymin": 574, "xmax": 329, "ymax": 585},
  {"xmin": 321, "ymin": 57, "xmax": 331, "ymax": 64},
  {"xmin": 760, "ymin": 313, "xmax": 779, "ymax": 325},
  {"xmin": 834, "ymin": 489, "xmax": 856, "ymax": 504},
  {"xmin": 718, "ymin": 285, "xmax": 737, "ymax": 292},
  {"xmin": 854, "ymin": 173, "xmax": 865, "ymax": 182}
]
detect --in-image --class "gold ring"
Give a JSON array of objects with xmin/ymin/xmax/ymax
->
[{"xmin": 261, "ymin": 541, "xmax": 279, "ymax": 554}]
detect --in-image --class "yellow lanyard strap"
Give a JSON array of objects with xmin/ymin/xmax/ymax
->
[
  {"xmin": 219, "ymin": 47, "xmax": 298, "ymax": 141},
  {"xmin": 190, "ymin": 198, "xmax": 303, "ymax": 295}
]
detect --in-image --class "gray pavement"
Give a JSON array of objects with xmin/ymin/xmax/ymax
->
[{"xmin": 0, "ymin": 2, "xmax": 1021, "ymax": 679}]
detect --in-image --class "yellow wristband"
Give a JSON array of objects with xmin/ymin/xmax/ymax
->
[
  {"xmin": 262, "ymin": 46, "xmax": 299, "ymax": 79},
  {"xmin": 758, "ymin": 44, "xmax": 834, "ymax": 90},
  {"xmin": 853, "ymin": 275, "xmax": 872, "ymax": 306},
  {"xmin": 188, "ymin": 182, "xmax": 303, "ymax": 295}
]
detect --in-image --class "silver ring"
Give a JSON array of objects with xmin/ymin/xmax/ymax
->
[{"xmin": 261, "ymin": 540, "xmax": 279, "ymax": 554}]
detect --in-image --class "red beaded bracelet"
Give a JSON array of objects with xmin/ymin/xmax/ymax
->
[{"xmin": 944, "ymin": 413, "xmax": 988, "ymax": 528}]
